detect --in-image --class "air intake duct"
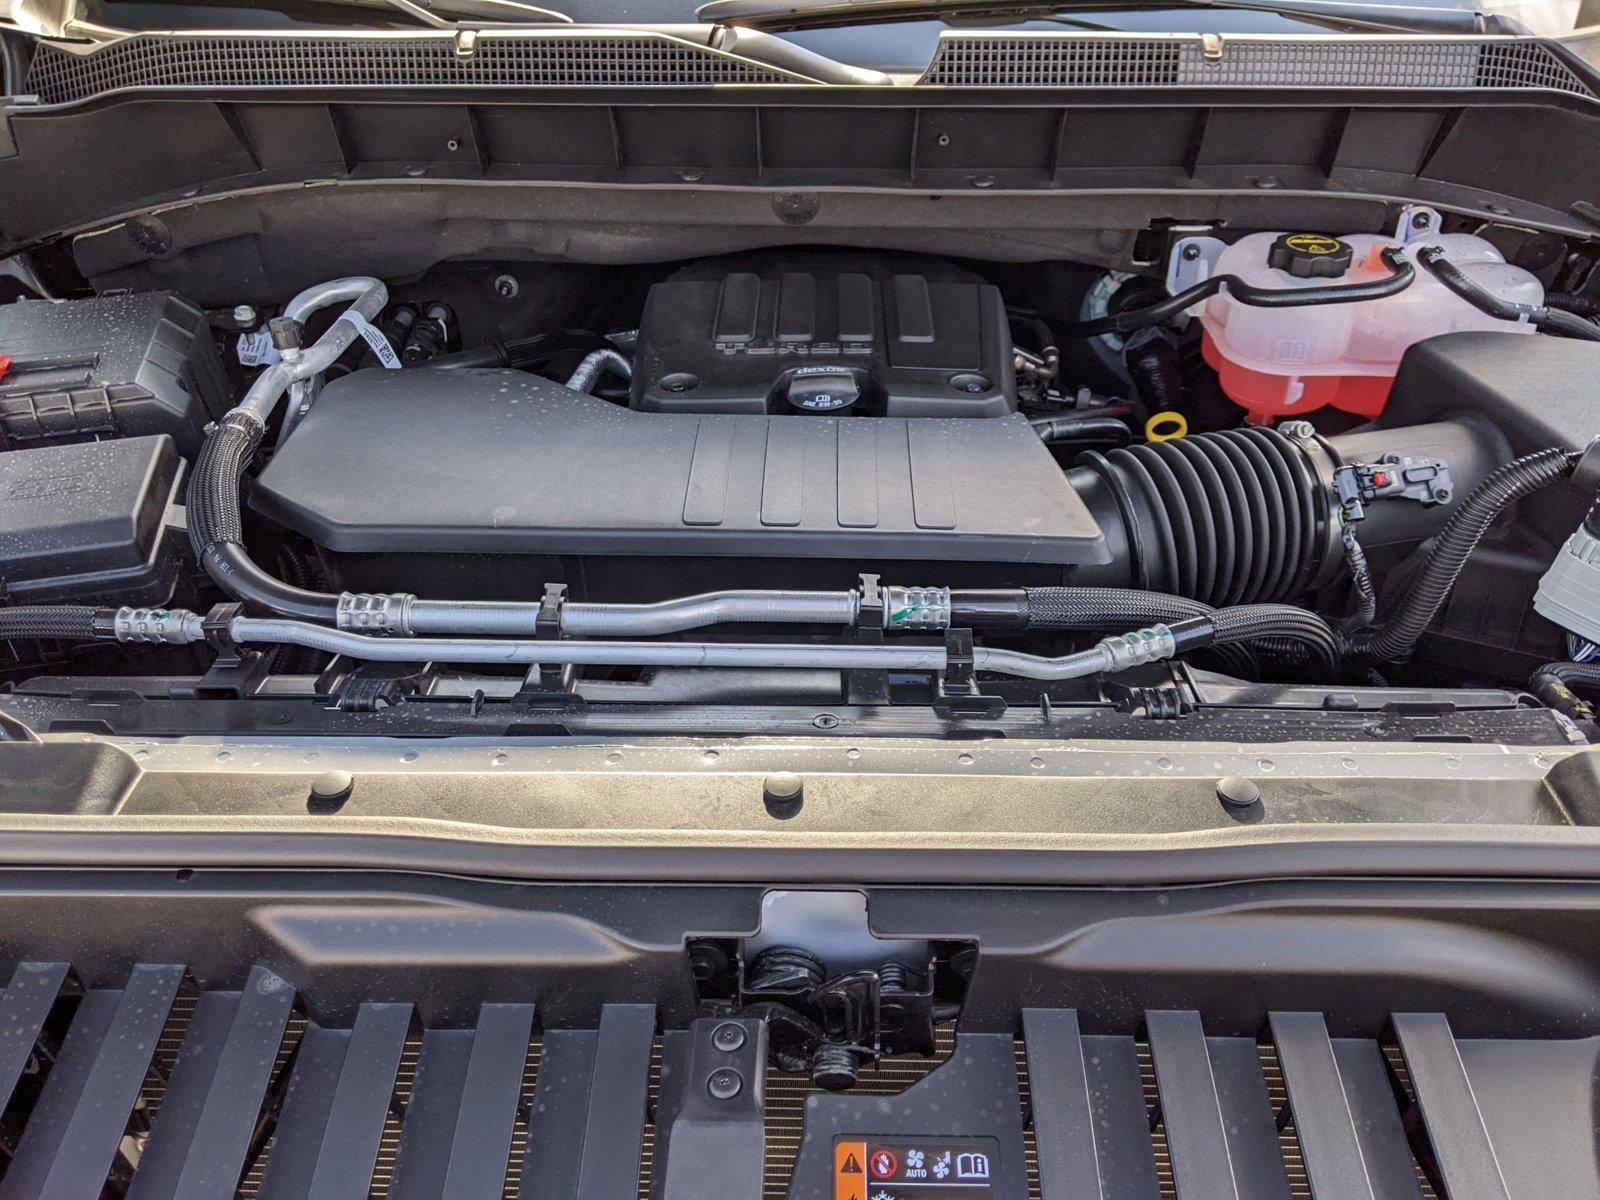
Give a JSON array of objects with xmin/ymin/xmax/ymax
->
[{"xmin": 1062, "ymin": 420, "xmax": 1505, "ymax": 606}]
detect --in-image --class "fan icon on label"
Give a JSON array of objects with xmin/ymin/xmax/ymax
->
[
  {"xmin": 932, "ymin": 1152, "xmax": 951, "ymax": 1180},
  {"xmin": 905, "ymin": 1150, "xmax": 925, "ymax": 1170}
]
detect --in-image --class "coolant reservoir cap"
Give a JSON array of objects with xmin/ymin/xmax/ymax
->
[{"xmin": 1267, "ymin": 233, "xmax": 1354, "ymax": 279}]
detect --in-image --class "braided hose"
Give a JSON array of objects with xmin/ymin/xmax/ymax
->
[
  {"xmin": 1024, "ymin": 587, "xmax": 1210, "ymax": 629},
  {"xmin": 1024, "ymin": 587, "xmax": 1340, "ymax": 674},
  {"xmin": 186, "ymin": 414, "xmax": 260, "ymax": 560},
  {"xmin": 0, "ymin": 606, "xmax": 106, "ymax": 640}
]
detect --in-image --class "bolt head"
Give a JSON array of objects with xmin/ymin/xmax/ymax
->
[
  {"xmin": 232, "ymin": 304, "xmax": 257, "ymax": 325},
  {"xmin": 1279, "ymin": 420, "xmax": 1317, "ymax": 441},
  {"xmin": 763, "ymin": 773, "xmax": 804, "ymax": 819},
  {"xmin": 1216, "ymin": 775, "xmax": 1261, "ymax": 809},
  {"xmin": 707, "ymin": 1067, "xmax": 743, "ymax": 1100},
  {"xmin": 309, "ymin": 769, "xmax": 354, "ymax": 806}
]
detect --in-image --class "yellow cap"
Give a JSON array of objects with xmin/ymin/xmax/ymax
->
[{"xmin": 1145, "ymin": 411, "xmax": 1188, "ymax": 442}]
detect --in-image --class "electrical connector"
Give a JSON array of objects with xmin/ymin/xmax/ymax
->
[{"xmin": 1535, "ymin": 504, "xmax": 1600, "ymax": 648}]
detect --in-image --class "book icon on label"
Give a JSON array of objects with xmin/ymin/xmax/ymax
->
[{"xmin": 956, "ymin": 1153, "xmax": 991, "ymax": 1181}]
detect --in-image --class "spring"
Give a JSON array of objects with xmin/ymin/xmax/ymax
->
[
  {"xmin": 747, "ymin": 946, "xmax": 826, "ymax": 993},
  {"xmin": 878, "ymin": 963, "xmax": 911, "ymax": 994},
  {"xmin": 810, "ymin": 1042, "xmax": 861, "ymax": 1091}
]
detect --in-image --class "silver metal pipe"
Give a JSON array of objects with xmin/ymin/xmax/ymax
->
[
  {"xmin": 283, "ymin": 278, "xmax": 381, "ymax": 328},
  {"xmin": 975, "ymin": 625, "xmax": 1176, "ymax": 680},
  {"xmin": 115, "ymin": 608, "xmax": 1187, "ymax": 681},
  {"xmin": 221, "ymin": 619, "xmax": 1179, "ymax": 680},
  {"xmin": 230, "ymin": 276, "xmax": 388, "ymax": 426},
  {"xmin": 233, "ymin": 620, "xmax": 952, "ymax": 671},
  {"xmin": 565, "ymin": 348, "xmax": 632, "ymax": 395},
  {"xmin": 406, "ymin": 599, "xmax": 539, "ymax": 636},
  {"xmin": 970, "ymin": 646, "xmax": 1108, "ymax": 680},
  {"xmin": 345, "ymin": 589, "xmax": 863, "ymax": 636},
  {"xmin": 278, "ymin": 278, "xmax": 390, "ymax": 440},
  {"xmin": 560, "ymin": 592, "xmax": 860, "ymax": 637}
]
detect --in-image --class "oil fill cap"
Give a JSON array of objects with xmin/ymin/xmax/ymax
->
[
  {"xmin": 1267, "ymin": 233, "xmax": 1354, "ymax": 279},
  {"xmin": 786, "ymin": 365, "xmax": 861, "ymax": 413}
]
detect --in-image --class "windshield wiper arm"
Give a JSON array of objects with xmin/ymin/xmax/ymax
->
[
  {"xmin": 376, "ymin": 0, "xmax": 574, "ymax": 27},
  {"xmin": 696, "ymin": 0, "xmax": 1495, "ymax": 35},
  {"xmin": 333, "ymin": 0, "xmax": 893, "ymax": 80}
]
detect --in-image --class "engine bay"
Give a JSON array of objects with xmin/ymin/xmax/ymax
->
[{"xmin": 4, "ymin": 208, "xmax": 1600, "ymax": 742}]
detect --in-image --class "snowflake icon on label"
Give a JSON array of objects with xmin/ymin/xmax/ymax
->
[{"xmin": 905, "ymin": 1150, "xmax": 925, "ymax": 1170}]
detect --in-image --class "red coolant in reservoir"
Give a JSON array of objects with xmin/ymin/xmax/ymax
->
[{"xmin": 1196, "ymin": 231, "xmax": 1543, "ymax": 423}]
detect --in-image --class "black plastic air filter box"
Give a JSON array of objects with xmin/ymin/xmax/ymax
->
[
  {"xmin": 1381, "ymin": 332, "xmax": 1600, "ymax": 672},
  {"xmin": 0, "ymin": 292, "xmax": 227, "ymax": 456},
  {"xmin": 1384, "ymin": 332, "xmax": 1599, "ymax": 455},
  {"xmin": 0, "ymin": 435, "xmax": 181, "ymax": 605},
  {"xmin": 1383, "ymin": 331, "xmax": 1600, "ymax": 535}
]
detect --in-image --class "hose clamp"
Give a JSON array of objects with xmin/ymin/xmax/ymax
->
[
  {"xmin": 1276, "ymin": 423, "xmax": 1352, "ymax": 593},
  {"xmin": 1096, "ymin": 625, "xmax": 1177, "ymax": 672},
  {"xmin": 337, "ymin": 592, "xmax": 416, "ymax": 636},
  {"xmin": 883, "ymin": 586, "xmax": 951, "ymax": 631},
  {"xmin": 114, "ymin": 607, "xmax": 205, "ymax": 645}
]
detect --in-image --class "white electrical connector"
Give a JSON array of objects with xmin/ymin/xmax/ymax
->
[{"xmin": 1535, "ymin": 518, "xmax": 1600, "ymax": 648}]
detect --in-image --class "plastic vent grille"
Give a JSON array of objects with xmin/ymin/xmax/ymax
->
[
  {"xmin": 1475, "ymin": 37, "xmax": 1592, "ymax": 90},
  {"xmin": 916, "ymin": 36, "xmax": 1184, "ymax": 87},
  {"xmin": 24, "ymin": 31, "xmax": 801, "ymax": 104},
  {"xmin": 0, "ymin": 961, "xmax": 1575, "ymax": 1198},
  {"xmin": 920, "ymin": 33, "xmax": 1596, "ymax": 96}
]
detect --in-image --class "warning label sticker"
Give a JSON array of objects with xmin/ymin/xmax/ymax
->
[{"xmin": 834, "ymin": 1137, "xmax": 999, "ymax": 1200}]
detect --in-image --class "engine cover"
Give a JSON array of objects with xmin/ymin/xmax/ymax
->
[
  {"xmin": 631, "ymin": 260, "xmax": 1016, "ymax": 417},
  {"xmin": 252, "ymin": 370, "xmax": 1107, "ymax": 568}
]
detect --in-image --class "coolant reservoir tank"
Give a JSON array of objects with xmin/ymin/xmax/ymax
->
[{"xmin": 1197, "ymin": 231, "xmax": 1543, "ymax": 423}]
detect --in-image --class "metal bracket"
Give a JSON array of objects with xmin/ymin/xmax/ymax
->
[
  {"xmin": 1396, "ymin": 205, "xmax": 1444, "ymax": 243},
  {"xmin": 738, "ymin": 945, "xmax": 939, "ymax": 1088},
  {"xmin": 1164, "ymin": 234, "xmax": 1229, "ymax": 329}
]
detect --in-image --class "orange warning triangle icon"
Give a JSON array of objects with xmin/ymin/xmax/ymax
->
[{"xmin": 842, "ymin": 1153, "xmax": 863, "ymax": 1174}]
